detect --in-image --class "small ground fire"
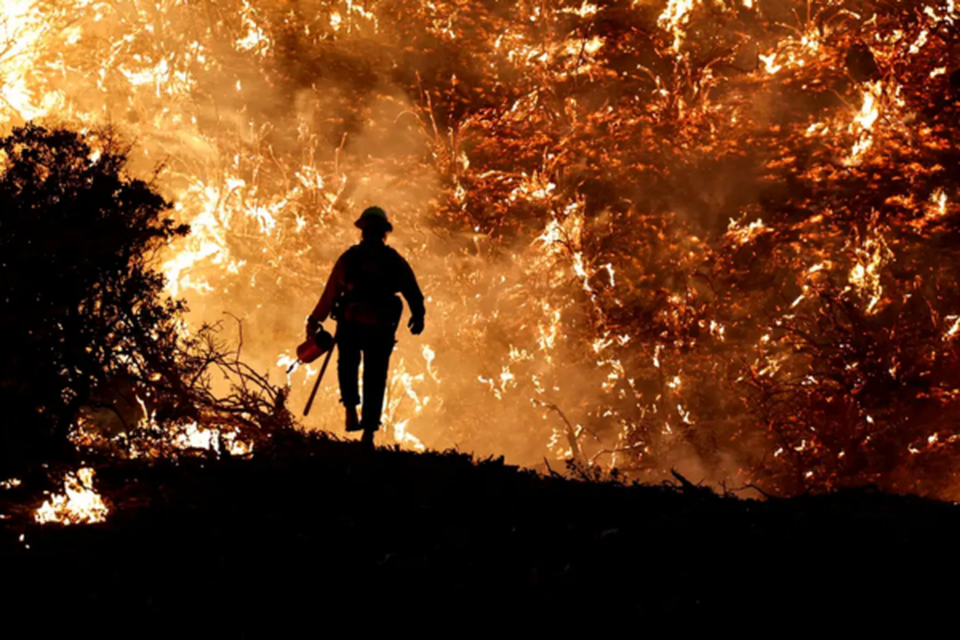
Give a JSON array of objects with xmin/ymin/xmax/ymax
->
[{"xmin": 34, "ymin": 468, "xmax": 109, "ymax": 525}]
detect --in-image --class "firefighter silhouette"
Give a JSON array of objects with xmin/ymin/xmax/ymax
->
[{"xmin": 307, "ymin": 206, "xmax": 425, "ymax": 447}]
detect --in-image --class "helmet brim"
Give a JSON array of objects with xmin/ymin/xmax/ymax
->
[{"xmin": 355, "ymin": 217, "xmax": 393, "ymax": 232}]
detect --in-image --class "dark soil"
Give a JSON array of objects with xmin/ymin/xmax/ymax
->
[{"xmin": 1, "ymin": 429, "xmax": 957, "ymax": 632}]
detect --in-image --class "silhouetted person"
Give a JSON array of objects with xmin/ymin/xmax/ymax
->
[{"xmin": 307, "ymin": 207, "xmax": 425, "ymax": 448}]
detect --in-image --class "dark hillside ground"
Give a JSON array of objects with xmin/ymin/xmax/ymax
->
[{"xmin": 1, "ymin": 430, "xmax": 958, "ymax": 630}]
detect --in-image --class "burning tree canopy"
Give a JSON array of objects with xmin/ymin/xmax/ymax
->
[{"xmin": 1, "ymin": 0, "xmax": 959, "ymax": 497}]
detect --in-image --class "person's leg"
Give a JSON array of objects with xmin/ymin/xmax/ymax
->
[
  {"xmin": 359, "ymin": 331, "xmax": 396, "ymax": 433},
  {"xmin": 336, "ymin": 324, "xmax": 362, "ymax": 432}
]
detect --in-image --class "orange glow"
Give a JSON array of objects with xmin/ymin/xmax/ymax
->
[
  {"xmin": 3, "ymin": 0, "xmax": 959, "ymax": 498},
  {"xmin": 35, "ymin": 468, "xmax": 109, "ymax": 525}
]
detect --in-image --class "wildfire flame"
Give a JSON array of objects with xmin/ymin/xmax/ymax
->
[
  {"xmin": 34, "ymin": 468, "xmax": 109, "ymax": 525},
  {"xmin": 847, "ymin": 226, "xmax": 893, "ymax": 315},
  {"xmin": 3, "ymin": 0, "xmax": 960, "ymax": 497},
  {"xmin": 848, "ymin": 81, "xmax": 883, "ymax": 164}
]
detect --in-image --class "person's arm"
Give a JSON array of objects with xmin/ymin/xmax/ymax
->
[
  {"xmin": 306, "ymin": 255, "xmax": 346, "ymax": 336},
  {"xmin": 399, "ymin": 256, "xmax": 425, "ymax": 334}
]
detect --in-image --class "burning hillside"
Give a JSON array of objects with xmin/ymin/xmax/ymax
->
[{"xmin": 2, "ymin": 0, "xmax": 959, "ymax": 497}]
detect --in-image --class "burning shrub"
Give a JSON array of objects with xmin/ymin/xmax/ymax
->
[
  {"xmin": 0, "ymin": 124, "xmax": 190, "ymax": 465},
  {"xmin": 0, "ymin": 124, "xmax": 291, "ymax": 469}
]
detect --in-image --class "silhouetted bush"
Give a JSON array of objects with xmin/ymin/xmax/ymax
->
[{"xmin": 0, "ymin": 124, "xmax": 188, "ymax": 467}]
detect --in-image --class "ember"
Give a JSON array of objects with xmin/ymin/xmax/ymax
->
[{"xmin": 2, "ymin": 0, "xmax": 959, "ymax": 497}]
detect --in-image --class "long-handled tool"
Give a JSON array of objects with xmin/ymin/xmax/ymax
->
[
  {"xmin": 297, "ymin": 327, "xmax": 337, "ymax": 417},
  {"xmin": 303, "ymin": 336, "xmax": 336, "ymax": 416}
]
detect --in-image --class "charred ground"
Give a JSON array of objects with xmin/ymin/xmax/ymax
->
[{"xmin": 2, "ymin": 429, "xmax": 957, "ymax": 629}]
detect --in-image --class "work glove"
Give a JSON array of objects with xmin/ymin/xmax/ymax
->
[
  {"xmin": 306, "ymin": 314, "xmax": 321, "ymax": 340},
  {"xmin": 408, "ymin": 315, "xmax": 425, "ymax": 336}
]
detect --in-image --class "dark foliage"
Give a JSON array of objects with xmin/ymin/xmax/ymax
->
[
  {"xmin": 0, "ymin": 124, "xmax": 189, "ymax": 468},
  {"xmin": 0, "ymin": 124, "xmax": 297, "ymax": 471}
]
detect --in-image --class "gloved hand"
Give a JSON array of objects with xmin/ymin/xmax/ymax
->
[
  {"xmin": 408, "ymin": 315, "xmax": 424, "ymax": 336},
  {"xmin": 306, "ymin": 314, "xmax": 321, "ymax": 340}
]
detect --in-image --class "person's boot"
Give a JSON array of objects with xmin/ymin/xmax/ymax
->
[
  {"xmin": 345, "ymin": 406, "xmax": 361, "ymax": 432},
  {"xmin": 360, "ymin": 429, "xmax": 375, "ymax": 449}
]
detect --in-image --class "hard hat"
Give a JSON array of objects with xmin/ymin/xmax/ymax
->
[{"xmin": 354, "ymin": 206, "xmax": 393, "ymax": 232}]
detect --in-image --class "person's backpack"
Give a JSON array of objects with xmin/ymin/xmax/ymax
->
[{"xmin": 339, "ymin": 245, "xmax": 403, "ymax": 329}]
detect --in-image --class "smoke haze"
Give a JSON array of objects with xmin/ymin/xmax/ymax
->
[{"xmin": 3, "ymin": 0, "xmax": 960, "ymax": 497}]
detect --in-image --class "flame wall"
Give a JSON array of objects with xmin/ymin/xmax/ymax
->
[{"xmin": 3, "ymin": 0, "xmax": 960, "ymax": 497}]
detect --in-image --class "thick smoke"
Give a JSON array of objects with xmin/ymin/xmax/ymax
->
[{"xmin": 3, "ymin": 0, "xmax": 960, "ymax": 497}]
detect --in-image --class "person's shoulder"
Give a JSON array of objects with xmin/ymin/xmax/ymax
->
[
  {"xmin": 340, "ymin": 244, "xmax": 364, "ymax": 260},
  {"xmin": 384, "ymin": 245, "xmax": 412, "ymax": 266}
]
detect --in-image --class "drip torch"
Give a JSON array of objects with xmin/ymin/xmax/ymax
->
[{"xmin": 296, "ymin": 327, "xmax": 336, "ymax": 416}]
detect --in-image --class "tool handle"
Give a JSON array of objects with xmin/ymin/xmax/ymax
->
[{"xmin": 303, "ymin": 335, "xmax": 337, "ymax": 417}]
